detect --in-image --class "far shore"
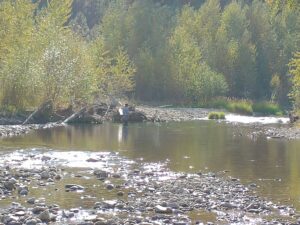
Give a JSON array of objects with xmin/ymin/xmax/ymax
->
[{"xmin": 0, "ymin": 105, "xmax": 299, "ymax": 140}]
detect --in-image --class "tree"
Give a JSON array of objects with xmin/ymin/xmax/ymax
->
[
  {"xmin": 91, "ymin": 37, "xmax": 136, "ymax": 99},
  {"xmin": 0, "ymin": 0, "xmax": 40, "ymax": 109},
  {"xmin": 289, "ymin": 52, "xmax": 300, "ymax": 112},
  {"xmin": 170, "ymin": 12, "xmax": 228, "ymax": 103}
]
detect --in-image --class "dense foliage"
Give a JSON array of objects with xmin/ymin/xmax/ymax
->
[{"xmin": 0, "ymin": 0, "xmax": 299, "ymax": 112}]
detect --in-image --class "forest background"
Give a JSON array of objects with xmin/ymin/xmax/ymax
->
[{"xmin": 0, "ymin": 0, "xmax": 299, "ymax": 115}]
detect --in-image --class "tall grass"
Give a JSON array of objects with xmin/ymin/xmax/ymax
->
[
  {"xmin": 200, "ymin": 98, "xmax": 284, "ymax": 116},
  {"xmin": 226, "ymin": 99, "xmax": 253, "ymax": 115},
  {"xmin": 252, "ymin": 102, "xmax": 283, "ymax": 116}
]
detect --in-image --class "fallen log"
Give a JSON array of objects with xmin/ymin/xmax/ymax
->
[
  {"xmin": 63, "ymin": 106, "xmax": 103, "ymax": 124},
  {"xmin": 63, "ymin": 107, "xmax": 87, "ymax": 124},
  {"xmin": 23, "ymin": 100, "xmax": 53, "ymax": 125}
]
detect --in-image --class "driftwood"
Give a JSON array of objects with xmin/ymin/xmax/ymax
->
[
  {"xmin": 63, "ymin": 107, "xmax": 87, "ymax": 124},
  {"xmin": 23, "ymin": 100, "xmax": 53, "ymax": 125},
  {"xmin": 63, "ymin": 106, "xmax": 103, "ymax": 124}
]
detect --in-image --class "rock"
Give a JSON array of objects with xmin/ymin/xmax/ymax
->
[
  {"xmin": 155, "ymin": 205, "xmax": 173, "ymax": 214},
  {"xmin": 14, "ymin": 210, "xmax": 26, "ymax": 216},
  {"xmin": 112, "ymin": 174, "xmax": 121, "ymax": 178},
  {"xmin": 40, "ymin": 171, "xmax": 50, "ymax": 180},
  {"xmin": 94, "ymin": 217, "xmax": 109, "ymax": 225},
  {"xmin": 4, "ymin": 181, "xmax": 15, "ymax": 190},
  {"xmin": 220, "ymin": 202, "xmax": 237, "ymax": 209},
  {"xmin": 65, "ymin": 184, "xmax": 84, "ymax": 191},
  {"xmin": 103, "ymin": 200, "xmax": 117, "ymax": 209},
  {"xmin": 106, "ymin": 184, "xmax": 114, "ymax": 190},
  {"xmin": 70, "ymin": 208, "xmax": 80, "ymax": 213},
  {"xmin": 41, "ymin": 156, "xmax": 51, "ymax": 161},
  {"xmin": 54, "ymin": 174, "xmax": 62, "ymax": 180},
  {"xmin": 25, "ymin": 219, "xmax": 37, "ymax": 225},
  {"xmin": 93, "ymin": 170, "xmax": 108, "ymax": 180},
  {"xmin": 117, "ymin": 191, "xmax": 124, "ymax": 196},
  {"xmin": 18, "ymin": 186, "xmax": 29, "ymax": 196},
  {"xmin": 63, "ymin": 211, "xmax": 75, "ymax": 218},
  {"xmin": 32, "ymin": 206, "xmax": 47, "ymax": 214},
  {"xmin": 38, "ymin": 210, "xmax": 51, "ymax": 222}
]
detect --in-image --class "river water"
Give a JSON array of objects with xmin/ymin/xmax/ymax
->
[{"xmin": 0, "ymin": 121, "xmax": 300, "ymax": 213}]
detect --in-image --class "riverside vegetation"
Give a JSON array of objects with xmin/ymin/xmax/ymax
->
[{"xmin": 0, "ymin": 0, "xmax": 299, "ymax": 119}]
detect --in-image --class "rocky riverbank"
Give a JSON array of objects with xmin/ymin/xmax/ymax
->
[
  {"xmin": 0, "ymin": 123, "xmax": 63, "ymax": 138},
  {"xmin": 137, "ymin": 106, "xmax": 300, "ymax": 139},
  {"xmin": 0, "ymin": 150, "xmax": 298, "ymax": 225},
  {"xmin": 263, "ymin": 126, "xmax": 300, "ymax": 140},
  {"xmin": 136, "ymin": 106, "xmax": 213, "ymax": 122}
]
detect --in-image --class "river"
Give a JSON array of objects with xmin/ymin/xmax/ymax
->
[{"xmin": 0, "ymin": 121, "xmax": 299, "ymax": 223}]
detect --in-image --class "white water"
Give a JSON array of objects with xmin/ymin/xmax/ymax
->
[
  {"xmin": 0, "ymin": 149, "xmax": 134, "ymax": 170},
  {"xmin": 224, "ymin": 114, "xmax": 289, "ymax": 124}
]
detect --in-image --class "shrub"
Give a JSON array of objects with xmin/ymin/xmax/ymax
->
[
  {"xmin": 208, "ymin": 97, "xmax": 229, "ymax": 109},
  {"xmin": 208, "ymin": 112, "xmax": 226, "ymax": 120},
  {"xmin": 226, "ymin": 99, "xmax": 253, "ymax": 115},
  {"xmin": 253, "ymin": 102, "xmax": 283, "ymax": 116}
]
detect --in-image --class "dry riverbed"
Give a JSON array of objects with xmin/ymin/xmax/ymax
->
[{"xmin": 0, "ymin": 150, "xmax": 299, "ymax": 225}]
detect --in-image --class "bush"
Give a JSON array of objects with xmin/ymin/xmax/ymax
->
[
  {"xmin": 226, "ymin": 99, "xmax": 253, "ymax": 115},
  {"xmin": 208, "ymin": 97, "xmax": 229, "ymax": 109},
  {"xmin": 208, "ymin": 112, "xmax": 226, "ymax": 120},
  {"xmin": 253, "ymin": 102, "xmax": 283, "ymax": 116}
]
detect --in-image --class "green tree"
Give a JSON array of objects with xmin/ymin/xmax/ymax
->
[
  {"xmin": 289, "ymin": 52, "xmax": 300, "ymax": 112},
  {"xmin": 0, "ymin": 0, "xmax": 40, "ymax": 109},
  {"xmin": 91, "ymin": 37, "xmax": 136, "ymax": 99},
  {"xmin": 170, "ymin": 15, "xmax": 228, "ymax": 103}
]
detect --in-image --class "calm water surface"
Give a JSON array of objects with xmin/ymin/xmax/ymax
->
[{"xmin": 1, "ymin": 121, "xmax": 300, "ymax": 210}]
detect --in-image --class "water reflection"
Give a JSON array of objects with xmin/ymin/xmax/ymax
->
[
  {"xmin": 118, "ymin": 124, "xmax": 128, "ymax": 143},
  {"xmin": 0, "ymin": 122, "xmax": 300, "ymax": 209}
]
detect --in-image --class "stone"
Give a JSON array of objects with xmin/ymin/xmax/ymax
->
[
  {"xmin": 155, "ymin": 205, "xmax": 173, "ymax": 214},
  {"xmin": 32, "ymin": 206, "xmax": 47, "ymax": 214},
  {"xmin": 38, "ymin": 210, "xmax": 51, "ymax": 222},
  {"xmin": 14, "ymin": 211, "xmax": 26, "ymax": 216},
  {"xmin": 18, "ymin": 188, "xmax": 28, "ymax": 196},
  {"xmin": 65, "ymin": 184, "xmax": 84, "ymax": 191},
  {"xmin": 40, "ymin": 171, "xmax": 50, "ymax": 180},
  {"xmin": 103, "ymin": 200, "xmax": 117, "ymax": 209},
  {"xmin": 4, "ymin": 181, "xmax": 15, "ymax": 190},
  {"xmin": 106, "ymin": 184, "xmax": 114, "ymax": 190},
  {"xmin": 117, "ymin": 191, "xmax": 124, "ymax": 196},
  {"xmin": 25, "ymin": 219, "xmax": 37, "ymax": 225}
]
